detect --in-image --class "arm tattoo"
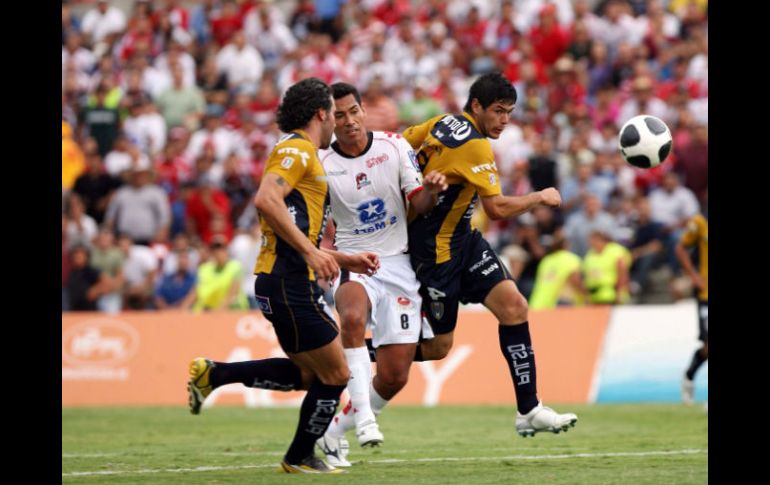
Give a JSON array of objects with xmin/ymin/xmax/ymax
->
[{"xmin": 275, "ymin": 176, "xmax": 286, "ymax": 186}]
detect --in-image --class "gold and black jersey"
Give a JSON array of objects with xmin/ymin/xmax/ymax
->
[
  {"xmin": 403, "ymin": 113, "xmax": 502, "ymax": 264},
  {"xmin": 680, "ymin": 213, "xmax": 708, "ymax": 300},
  {"xmin": 254, "ymin": 130, "xmax": 330, "ymax": 280}
]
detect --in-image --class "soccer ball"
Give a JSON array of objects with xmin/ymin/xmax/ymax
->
[{"xmin": 618, "ymin": 115, "xmax": 673, "ymax": 168}]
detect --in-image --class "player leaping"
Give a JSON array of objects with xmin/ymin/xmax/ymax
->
[{"xmin": 401, "ymin": 72, "xmax": 577, "ymax": 437}]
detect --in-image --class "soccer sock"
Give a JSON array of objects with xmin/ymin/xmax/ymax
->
[
  {"xmin": 366, "ymin": 338, "xmax": 424, "ymax": 362},
  {"xmin": 685, "ymin": 347, "xmax": 707, "ymax": 380},
  {"xmin": 499, "ymin": 323, "xmax": 539, "ymax": 415},
  {"xmin": 284, "ymin": 379, "xmax": 346, "ymax": 464},
  {"xmin": 344, "ymin": 347, "xmax": 376, "ymax": 428},
  {"xmin": 326, "ymin": 399, "xmax": 356, "ymax": 438},
  {"xmin": 209, "ymin": 359, "xmax": 302, "ymax": 391},
  {"xmin": 370, "ymin": 381, "xmax": 389, "ymax": 416}
]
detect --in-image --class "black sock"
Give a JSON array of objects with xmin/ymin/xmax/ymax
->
[
  {"xmin": 366, "ymin": 337, "xmax": 425, "ymax": 362},
  {"xmin": 210, "ymin": 358, "xmax": 302, "ymax": 391},
  {"xmin": 499, "ymin": 323, "xmax": 539, "ymax": 414},
  {"xmin": 685, "ymin": 347, "xmax": 707, "ymax": 380},
  {"xmin": 284, "ymin": 380, "xmax": 346, "ymax": 464}
]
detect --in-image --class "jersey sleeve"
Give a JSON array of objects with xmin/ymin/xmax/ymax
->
[
  {"xmin": 680, "ymin": 215, "xmax": 703, "ymax": 247},
  {"xmin": 395, "ymin": 137, "xmax": 424, "ymax": 200},
  {"xmin": 454, "ymin": 140, "xmax": 502, "ymax": 197},
  {"xmin": 262, "ymin": 138, "xmax": 312, "ymax": 187},
  {"xmin": 402, "ymin": 114, "xmax": 445, "ymax": 150}
]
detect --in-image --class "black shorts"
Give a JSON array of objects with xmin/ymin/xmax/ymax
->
[
  {"xmin": 697, "ymin": 299, "xmax": 708, "ymax": 342},
  {"xmin": 411, "ymin": 231, "xmax": 513, "ymax": 335},
  {"xmin": 253, "ymin": 273, "xmax": 339, "ymax": 353}
]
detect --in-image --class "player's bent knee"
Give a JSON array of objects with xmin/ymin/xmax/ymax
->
[
  {"xmin": 317, "ymin": 366, "xmax": 350, "ymax": 387},
  {"xmin": 423, "ymin": 337, "xmax": 452, "ymax": 360}
]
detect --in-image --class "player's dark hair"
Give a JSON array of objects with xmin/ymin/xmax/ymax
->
[
  {"xmin": 463, "ymin": 72, "xmax": 518, "ymax": 112},
  {"xmin": 276, "ymin": 78, "xmax": 333, "ymax": 133},
  {"xmin": 331, "ymin": 82, "xmax": 362, "ymax": 105}
]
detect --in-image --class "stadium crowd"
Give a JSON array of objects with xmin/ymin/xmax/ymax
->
[{"xmin": 62, "ymin": 0, "xmax": 708, "ymax": 312}]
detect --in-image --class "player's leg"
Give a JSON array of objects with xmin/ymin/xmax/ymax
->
[
  {"xmin": 483, "ymin": 279, "xmax": 578, "ymax": 436},
  {"xmin": 682, "ymin": 300, "xmax": 708, "ymax": 405},
  {"xmin": 333, "ymin": 274, "xmax": 378, "ymax": 437}
]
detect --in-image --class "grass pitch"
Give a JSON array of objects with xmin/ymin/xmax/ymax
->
[{"xmin": 63, "ymin": 404, "xmax": 707, "ymax": 484}]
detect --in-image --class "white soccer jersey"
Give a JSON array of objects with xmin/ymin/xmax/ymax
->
[{"xmin": 320, "ymin": 131, "xmax": 423, "ymax": 256}]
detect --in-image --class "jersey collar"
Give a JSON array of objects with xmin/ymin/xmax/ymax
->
[{"xmin": 331, "ymin": 131, "xmax": 374, "ymax": 159}]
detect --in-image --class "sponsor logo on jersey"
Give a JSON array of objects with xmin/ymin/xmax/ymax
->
[
  {"xmin": 356, "ymin": 198, "xmax": 386, "ymax": 224},
  {"xmin": 489, "ymin": 173, "xmax": 496, "ymax": 185},
  {"xmin": 397, "ymin": 297, "xmax": 411, "ymax": 306},
  {"xmin": 470, "ymin": 162, "xmax": 497, "ymax": 173},
  {"xmin": 439, "ymin": 116, "xmax": 472, "ymax": 141},
  {"xmin": 280, "ymin": 156, "xmax": 294, "ymax": 169},
  {"xmin": 353, "ymin": 198, "xmax": 397, "ymax": 235},
  {"xmin": 366, "ymin": 153, "xmax": 388, "ymax": 168},
  {"xmin": 326, "ymin": 169, "xmax": 347, "ymax": 176},
  {"xmin": 277, "ymin": 147, "xmax": 310, "ymax": 166},
  {"xmin": 356, "ymin": 172, "xmax": 371, "ymax": 189}
]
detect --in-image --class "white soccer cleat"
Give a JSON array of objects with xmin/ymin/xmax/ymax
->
[
  {"xmin": 316, "ymin": 434, "xmax": 351, "ymax": 467},
  {"xmin": 516, "ymin": 402, "xmax": 578, "ymax": 437},
  {"xmin": 356, "ymin": 419, "xmax": 384, "ymax": 447},
  {"xmin": 681, "ymin": 376, "xmax": 695, "ymax": 405}
]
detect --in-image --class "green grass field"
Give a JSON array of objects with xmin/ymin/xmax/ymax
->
[{"xmin": 62, "ymin": 404, "xmax": 707, "ymax": 484}]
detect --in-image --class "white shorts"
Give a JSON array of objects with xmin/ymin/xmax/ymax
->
[{"xmin": 333, "ymin": 254, "xmax": 433, "ymax": 348}]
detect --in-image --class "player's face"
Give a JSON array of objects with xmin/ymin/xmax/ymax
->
[
  {"xmin": 479, "ymin": 101, "xmax": 514, "ymax": 139},
  {"xmin": 333, "ymin": 94, "xmax": 367, "ymax": 145},
  {"xmin": 319, "ymin": 96, "xmax": 336, "ymax": 149}
]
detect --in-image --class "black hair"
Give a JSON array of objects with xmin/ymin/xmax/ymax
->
[
  {"xmin": 463, "ymin": 72, "xmax": 518, "ymax": 112},
  {"xmin": 276, "ymin": 77, "xmax": 332, "ymax": 133},
  {"xmin": 331, "ymin": 82, "xmax": 362, "ymax": 105}
]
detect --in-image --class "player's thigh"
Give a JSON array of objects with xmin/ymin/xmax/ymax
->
[
  {"xmin": 413, "ymin": 259, "xmax": 462, "ymax": 336},
  {"xmin": 254, "ymin": 274, "xmax": 340, "ymax": 354},
  {"xmin": 333, "ymin": 272, "xmax": 374, "ymax": 346}
]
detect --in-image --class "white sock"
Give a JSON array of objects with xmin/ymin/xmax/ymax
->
[
  {"xmin": 370, "ymin": 381, "xmax": 389, "ymax": 416},
  {"xmin": 344, "ymin": 347, "xmax": 376, "ymax": 428},
  {"xmin": 326, "ymin": 398, "xmax": 356, "ymax": 438}
]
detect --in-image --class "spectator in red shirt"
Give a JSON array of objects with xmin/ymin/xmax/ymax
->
[
  {"xmin": 528, "ymin": 4, "xmax": 569, "ymax": 66},
  {"xmin": 186, "ymin": 174, "xmax": 233, "ymax": 245}
]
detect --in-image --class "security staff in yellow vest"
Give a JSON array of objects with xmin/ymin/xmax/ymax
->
[
  {"xmin": 529, "ymin": 232, "xmax": 588, "ymax": 309},
  {"xmin": 582, "ymin": 224, "xmax": 632, "ymax": 305}
]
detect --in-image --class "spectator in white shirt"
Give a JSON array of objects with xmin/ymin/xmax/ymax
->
[{"xmin": 216, "ymin": 30, "xmax": 264, "ymax": 90}]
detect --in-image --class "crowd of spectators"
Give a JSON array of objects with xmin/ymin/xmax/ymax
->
[{"xmin": 62, "ymin": 0, "xmax": 708, "ymax": 312}]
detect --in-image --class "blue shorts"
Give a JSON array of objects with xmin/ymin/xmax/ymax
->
[
  {"xmin": 254, "ymin": 274, "xmax": 339, "ymax": 353},
  {"xmin": 411, "ymin": 231, "xmax": 512, "ymax": 335}
]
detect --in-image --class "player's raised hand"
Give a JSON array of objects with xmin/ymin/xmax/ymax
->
[
  {"xmin": 346, "ymin": 252, "xmax": 380, "ymax": 276},
  {"xmin": 305, "ymin": 248, "xmax": 340, "ymax": 282},
  {"xmin": 423, "ymin": 170, "xmax": 448, "ymax": 194},
  {"xmin": 538, "ymin": 187, "xmax": 562, "ymax": 207}
]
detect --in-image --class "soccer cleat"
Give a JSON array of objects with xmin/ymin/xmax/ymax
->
[
  {"xmin": 316, "ymin": 434, "xmax": 351, "ymax": 467},
  {"xmin": 280, "ymin": 454, "xmax": 345, "ymax": 474},
  {"xmin": 681, "ymin": 376, "xmax": 695, "ymax": 405},
  {"xmin": 356, "ymin": 419, "xmax": 384, "ymax": 447},
  {"xmin": 516, "ymin": 402, "xmax": 578, "ymax": 437},
  {"xmin": 188, "ymin": 358, "xmax": 215, "ymax": 415}
]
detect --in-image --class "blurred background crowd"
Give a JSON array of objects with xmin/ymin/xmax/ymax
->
[{"xmin": 61, "ymin": 0, "xmax": 707, "ymax": 313}]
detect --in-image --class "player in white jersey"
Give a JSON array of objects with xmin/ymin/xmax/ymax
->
[{"xmin": 316, "ymin": 83, "xmax": 447, "ymax": 466}]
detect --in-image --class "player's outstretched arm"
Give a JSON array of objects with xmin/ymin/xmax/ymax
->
[
  {"xmin": 254, "ymin": 172, "xmax": 339, "ymax": 281},
  {"xmin": 409, "ymin": 170, "xmax": 448, "ymax": 214},
  {"xmin": 480, "ymin": 187, "xmax": 561, "ymax": 220},
  {"xmin": 321, "ymin": 248, "xmax": 380, "ymax": 276}
]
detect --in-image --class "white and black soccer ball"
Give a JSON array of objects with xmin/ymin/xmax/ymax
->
[{"xmin": 618, "ymin": 115, "xmax": 673, "ymax": 168}]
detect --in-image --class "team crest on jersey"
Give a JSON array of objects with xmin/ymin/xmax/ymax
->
[
  {"xmin": 489, "ymin": 173, "xmax": 496, "ymax": 186},
  {"xmin": 281, "ymin": 156, "xmax": 294, "ymax": 169},
  {"xmin": 356, "ymin": 172, "xmax": 371, "ymax": 189},
  {"xmin": 356, "ymin": 198, "xmax": 387, "ymax": 224}
]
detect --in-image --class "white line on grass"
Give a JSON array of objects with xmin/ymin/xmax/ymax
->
[{"xmin": 62, "ymin": 449, "xmax": 707, "ymax": 477}]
